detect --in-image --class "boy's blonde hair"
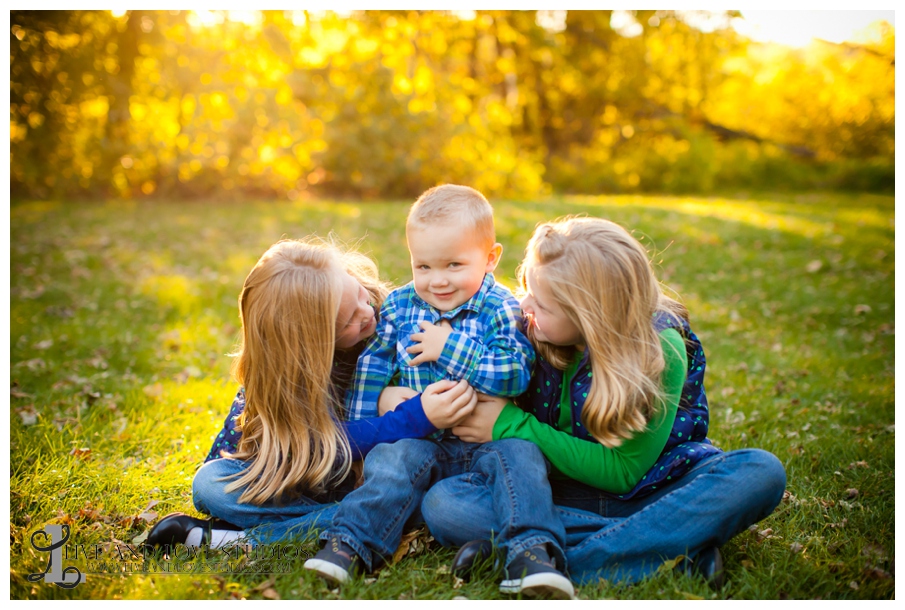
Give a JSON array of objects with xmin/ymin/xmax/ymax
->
[
  {"xmin": 225, "ymin": 238, "xmax": 389, "ymax": 505},
  {"xmin": 518, "ymin": 217, "xmax": 688, "ymax": 448},
  {"xmin": 406, "ymin": 184, "xmax": 495, "ymax": 248}
]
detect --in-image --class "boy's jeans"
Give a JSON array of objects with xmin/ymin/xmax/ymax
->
[
  {"xmin": 322, "ymin": 437, "xmax": 567, "ymax": 571},
  {"xmin": 422, "ymin": 448, "xmax": 786, "ymax": 585},
  {"xmin": 192, "ymin": 457, "xmax": 356, "ymax": 544}
]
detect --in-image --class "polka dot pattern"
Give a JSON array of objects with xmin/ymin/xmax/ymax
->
[{"xmin": 514, "ymin": 312, "xmax": 722, "ymax": 500}]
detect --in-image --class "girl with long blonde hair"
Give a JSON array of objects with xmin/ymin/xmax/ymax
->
[
  {"xmin": 148, "ymin": 237, "xmax": 477, "ymax": 548},
  {"xmin": 423, "ymin": 217, "xmax": 786, "ymax": 590}
]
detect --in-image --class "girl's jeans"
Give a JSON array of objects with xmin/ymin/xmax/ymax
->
[
  {"xmin": 322, "ymin": 437, "xmax": 566, "ymax": 572},
  {"xmin": 192, "ymin": 457, "xmax": 356, "ymax": 545},
  {"xmin": 421, "ymin": 448, "xmax": 786, "ymax": 585}
]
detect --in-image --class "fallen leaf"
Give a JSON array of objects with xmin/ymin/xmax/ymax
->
[
  {"xmin": 53, "ymin": 417, "xmax": 79, "ymax": 432},
  {"xmin": 11, "ymin": 384, "xmax": 32, "ymax": 398},
  {"xmin": 16, "ymin": 358, "xmax": 46, "ymax": 371},
  {"xmin": 253, "ymin": 577, "xmax": 276, "ymax": 592},
  {"xmin": 69, "ymin": 447, "xmax": 92, "ymax": 459},
  {"xmin": 756, "ymin": 528, "xmax": 774, "ymax": 542},
  {"xmin": 261, "ymin": 588, "xmax": 280, "ymax": 600},
  {"xmin": 391, "ymin": 526, "xmax": 433, "ymax": 563},
  {"xmin": 853, "ymin": 304, "xmax": 871, "ymax": 315},
  {"xmin": 34, "ymin": 339, "xmax": 54, "ymax": 350},
  {"xmin": 17, "ymin": 406, "xmax": 38, "ymax": 426},
  {"xmin": 849, "ymin": 581, "xmax": 859, "ymax": 590},
  {"xmin": 132, "ymin": 530, "xmax": 149, "ymax": 545},
  {"xmin": 863, "ymin": 567, "xmax": 892, "ymax": 580},
  {"xmin": 118, "ymin": 516, "xmax": 139, "ymax": 529},
  {"xmin": 55, "ymin": 511, "xmax": 75, "ymax": 526},
  {"xmin": 138, "ymin": 511, "xmax": 158, "ymax": 522},
  {"xmin": 845, "ymin": 488, "xmax": 859, "ymax": 499},
  {"xmin": 861, "ymin": 544, "xmax": 887, "ymax": 561},
  {"xmin": 805, "ymin": 260, "xmax": 823, "ymax": 273},
  {"xmin": 848, "ymin": 461, "xmax": 869, "ymax": 469},
  {"xmin": 790, "ymin": 542, "xmax": 803, "ymax": 553}
]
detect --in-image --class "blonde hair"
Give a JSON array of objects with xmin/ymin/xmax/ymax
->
[
  {"xmin": 518, "ymin": 217, "xmax": 688, "ymax": 448},
  {"xmin": 225, "ymin": 237, "xmax": 389, "ymax": 505},
  {"xmin": 406, "ymin": 184, "xmax": 495, "ymax": 248}
]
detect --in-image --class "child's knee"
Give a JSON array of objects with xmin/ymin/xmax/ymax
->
[
  {"xmin": 732, "ymin": 449, "xmax": 787, "ymax": 515},
  {"xmin": 191, "ymin": 460, "xmax": 235, "ymax": 513},
  {"xmin": 363, "ymin": 439, "xmax": 438, "ymax": 478},
  {"xmin": 483, "ymin": 438, "xmax": 547, "ymax": 474}
]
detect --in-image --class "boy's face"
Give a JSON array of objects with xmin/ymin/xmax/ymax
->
[{"xmin": 407, "ymin": 221, "xmax": 501, "ymax": 313}]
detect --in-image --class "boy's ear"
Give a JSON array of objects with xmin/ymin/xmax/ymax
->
[{"xmin": 485, "ymin": 243, "xmax": 503, "ymax": 273}]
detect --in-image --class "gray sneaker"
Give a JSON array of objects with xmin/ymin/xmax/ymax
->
[
  {"xmin": 303, "ymin": 536, "xmax": 360, "ymax": 585},
  {"xmin": 499, "ymin": 545, "xmax": 575, "ymax": 600}
]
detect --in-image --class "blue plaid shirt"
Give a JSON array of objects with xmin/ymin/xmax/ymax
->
[{"xmin": 347, "ymin": 273, "xmax": 535, "ymax": 421}]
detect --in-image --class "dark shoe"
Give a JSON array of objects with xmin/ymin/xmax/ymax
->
[
  {"xmin": 451, "ymin": 540, "xmax": 495, "ymax": 581},
  {"xmin": 146, "ymin": 512, "xmax": 242, "ymax": 548},
  {"xmin": 677, "ymin": 546, "xmax": 725, "ymax": 589},
  {"xmin": 303, "ymin": 536, "xmax": 361, "ymax": 585},
  {"xmin": 499, "ymin": 545, "xmax": 575, "ymax": 600}
]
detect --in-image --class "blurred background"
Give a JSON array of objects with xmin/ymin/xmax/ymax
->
[{"xmin": 9, "ymin": 9, "xmax": 895, "ymax": 201}]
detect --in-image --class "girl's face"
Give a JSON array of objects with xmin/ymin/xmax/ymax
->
[
  {"xmin": 335, "ymin": 271, "xmax": 377, "ymax": 349},
  {"xmin": 520, "ymin": 266, "xmax": 584, "ymax": 349}
]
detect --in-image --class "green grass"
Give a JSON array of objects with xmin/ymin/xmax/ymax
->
[{"xmin": 10, "ymin": 192, "xmax": 894, "ymax": 599}]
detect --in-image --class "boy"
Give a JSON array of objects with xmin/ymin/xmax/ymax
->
[
  {"xmin": 304, "ymin": 185, "xmax": 574, "ymax": 599},
  {"xmin": 345, "ymin": 183, "xmax": 533, "ymax": 422}
]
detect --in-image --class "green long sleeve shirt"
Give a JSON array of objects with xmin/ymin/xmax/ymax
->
[{"xmin": 492, "ymin": 328, "xmax": 688, "ymax": 494}]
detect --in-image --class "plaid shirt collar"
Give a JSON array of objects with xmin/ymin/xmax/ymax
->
[{"xmin": 410, "ymin": 272, "xmax": 497, "ymax": 318}]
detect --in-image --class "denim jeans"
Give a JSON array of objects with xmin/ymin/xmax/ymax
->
[
  {"xmin": 422, "ymin": 448, "xmax": 786, "ymax": 585},
  {"xmin": 192, "ymin": 458, "xmax": 356, "ymax": 545},
  {"xmin": 322, "ymin": 437, "xmax": 566, "ymax": 572}
]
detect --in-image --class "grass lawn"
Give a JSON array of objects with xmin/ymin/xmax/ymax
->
[{"xmin": 9, "ymin": 192, "xmax": 894, "ymax": 600}]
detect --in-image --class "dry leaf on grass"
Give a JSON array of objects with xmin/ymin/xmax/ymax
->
[
  {"xmin": 391, "ymin": 526, "xmax": 434, "ymax": 564},
  {"xmin": 805, "ymin": 260, "xmax": 823, "ymax": 273},
  {"xmin": 11, "ymin": 384, "xmax": 32, "ymax": 398},
  {"xmin": 261, "ymin": 588, "xmax": 280, "ymax": 600},
  {"xmin": 17, "ymin": 406, "xmax": 38, "ymax": 426}
]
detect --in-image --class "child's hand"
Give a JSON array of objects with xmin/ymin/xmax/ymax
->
[
  {"xmin": 407, "ymin": 320, "xmax": 453, "ymax": 366},
  {"xmin": 452, "ymin": 394, "xmax": 507, "ymax": 443},
  {"xmin": 378, "ymin": 386, "xmax": 418, "ymax": 416},
  {"xmin": 421, "ymin": 379, "xmax": 476, "ymax": 429}
]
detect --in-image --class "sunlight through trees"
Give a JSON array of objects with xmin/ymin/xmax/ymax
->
[{"xmin": 10, "ymin": 10, "xmax": 895, "ymax": 200}]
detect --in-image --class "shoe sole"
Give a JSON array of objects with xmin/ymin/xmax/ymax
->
[
  {"xmin": 500, "ymin": 573, "xmax": 576, "ymax": 600},
  {"xmin": 304, "ymin": 558, "xmax": 350, "ymax": 585}
]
